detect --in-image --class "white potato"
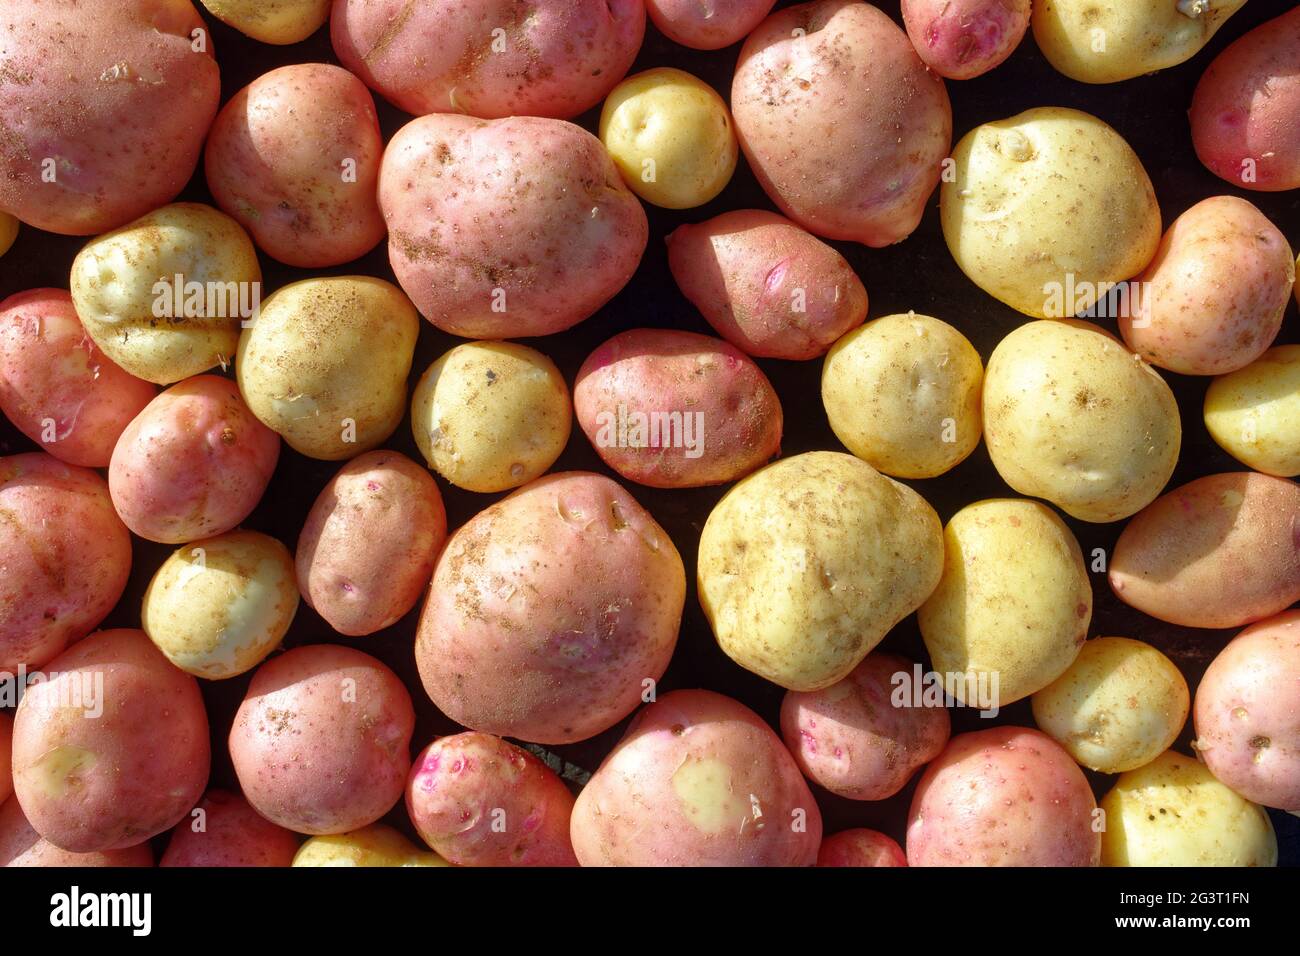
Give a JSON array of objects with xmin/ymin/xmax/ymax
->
[
  {"xmin": 1204, "ymin": 346, "xmax": 1300, "ymax": 477},
  {"xmin": 200, "ymin": 1, "xmax": 331, "ymax": 44}
]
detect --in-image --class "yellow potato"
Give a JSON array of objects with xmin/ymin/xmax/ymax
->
[
  {"xmin": 292, "ymin": 825, "xmax": 449, "ymax": 867},
  {"xmin": 199, "ymin": 0, "xmax": 330, "ymax": 45},
  {"xmin": 1032, "ymin": 637, "xmax": 1189, "ymax": 773},
  {"xmin": 1100, "ymin": 751, "xmax": 1277, "ymax": 867},
  {"xmin": 822, "ymin": 313, "xmax": 983, "ymax": 479},
  {"xmin": 600, "ymin": 67, "xmax": 738, "ymax": 210},
  {"xmin": 142, "ymin": 530, "xmax": 298, "ymax": 680},
  {"xmin": 411, "ymin": 342, "xmax": 571, "ymax": 494},
  {"xmin": 0, "ymin": 212, "xmax": 16, "ymax": 257},
  {"xmin": 940, "ymin": 107, "xmax": 1160, "ymax": 318},
  {"xmin": 236, "ymin": 277, "xmax": 418, "ymax": 460},
  {"xmin": 918, "ymin": 498, "xmax": 1091, "ymax": 709},
  {"xmin": 1206, "ymin": 346, "xmax": 1300, "ymax": 477},
  {"xmin": 697, "ymin": 451, "xmax": 943, "ymax": 691}
]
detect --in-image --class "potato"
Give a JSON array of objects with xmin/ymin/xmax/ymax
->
[
  {"xmin": 1109, "ymin": 472, "xmax": 1300, "ymax": 630},
  {"xmin": 0, "ymin": 712, "xmax": 11, "ymax": 806},
  {"xmin": 1032, "ymin": 0, "xmax": 1246, "ymax": 84},
  {"xmin": 293, "ymin": 824, "xmax": 448, "ymax": 867},
  {"xmin": 600, "ymin": 68, "xmax": 737, "ymax": 210},
  {"xmin": 236, "ymin": 277, "xmax": 418, "ymax": 460},
  {"xmin": 378, "ymin": 115, "xmax": 647, "ymax": 339},
  {"xmin": 142, "ymin": 531, "xmax": 298, "ymax": 680},
  {"xmin": 231, "ymin": 645, "xmax": 413, "ymax": 835},
  {"xmin": 296, "ymin": 451, "xmax": 447, "ymax": 637},
  {"xmin": 160, "ymin": 790, "xmax": 300, "ymax": 867},
  {"xmin": 1205, "ymin": 346, "xmax": 1300, "ymax": 477},
  {"xmin": 698, "ymin": 451, "xmax": 943, "ymax": 691},
  {"xmin": 570, "ymin": 690, "xmax": 822, "ymax": 866},
  {"xmin": 919, "ymin": 499, "xmax": 1091, "ymax": 708},
  {"xmin": 902, "ymin": 0, "xmax": 1030, "ymax": 80},
  {"xmin": 780, "ymin": 653, "xmax": 950, "ymax": 800},
  {"xmin": 1191, "ymin": 6, "xmax": 1300, "ymax": 192},
  {"xmin": 983, "ymin": 320, "xmax": 1181, "ymax": 523},
  {"xmin": 0, "ymin": 798, "xmax": 153, "ymax": 868},
  {"xmin": 732, "ymin": 1, "xmax": 951, "ymax": 247},
  {"xmin": 646, "ymin": 0, "xmax": 775, "ymax": 49},
  {"xmin": 823, "ymin": 313, "xmax": 983, "ymax": 479},
  {"xmin": 574, "ymin": 329, "xmax": 782, "ymax": 488},
  {"xmin": 1119, "ymin": 197, "xmax": 1294, "ymax": 376},
  {"xmin": 416, "ymin": 472, "xmax": 684, "ymax": 745},
  {"xmin": 0, "ymin": 0, "xmax": 220, "ymax": 236},
  {"xmin": 1100, "ymin": 751, "xmax": 1277, "ymax": 866},
  {"xmin": 940, "ymin": 107, "xmax": 1161, "ymax": 318},
  {"xmin": 205, "ymin": 64, "xmax": 385, "ymax": 268},
  {"xmin": 11, "ymin": 628, "xmax": 209, "ymax": 852},
  {"xmin": 1194, "ymin": 612, "xmax": 1300, "ymax": 811},
  {"xmin": 407, "ymin": 733, "xmax": 578, "ymax": 867},
  {"xmin": 1032, "ymin": 637, "xmax": 1189, "ymax": 774},
  {"xmin": 0, "ymin": 454, "xmax": 131, "ymax": 673},
  {"xmin": 907, "ymin": 727, "xmax": 1100, "ymax": 866},
  {"xmin": 817, "ymin": 829, "xmax": 907, "ymax": 867},
  {"xmin": 200, "ymin": 0, "xmax": 330, "ymax": 44},
  {"xmin": 0, "ymin": 213, "xmax": 16, "ymax": 256},
  {"xmin": 108, "ymin": 375, "xmax": 280, "ymax": 544},
  {"xmin": 70, "ymin": 204, "xmax": 262, "ymax": 385},
  {"xmin": 411, "ymin": 342, "xmax": 571, "ymax": 494},
  {"xmin": 0, "ymin": 289, "xmax": 155, "ymax": 467}
]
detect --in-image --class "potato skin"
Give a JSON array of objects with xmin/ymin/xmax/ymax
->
[
  {"xmin": 732, "ymin": 1, "xmax": 951, "ymax": 247},
  {"xmin": 11, "ymin": 628, "xmax": 210, "ymax": 853},
  {"xmin": 1109, "ymin": 472, "xmax": 1300, "ymax": 630},
  {"xmin": 406, "ymin": 733, "xmax": 578, "ymax": 867},
  {"xmin": 817, "ymin": 829, "xmax": 907, "ymax": 867},
  {"xmin": 906, "ymin": 726, "xmax": 1100, "ymax": 866},
  {"xmin": 296, "ymin": 451, "xmax": 447, "ymax": 637},
  {"xmin": 780, "ymin": 653, "xmax": 950, "ymax": 801},
  {"xmin": 666, "ymin": 210, "xmax": 868, "ymax": 360},
  {"xmin": 1206, "ymin": 346, "xmax": 1300, "ymax": 477},
  {"xmin": 416, "ymin": 472, "xmax": 685, "ymax": 745},
  {"xmin": 575, "ymin": 328, "xmax": 782, "ymax": 488},
  {"xmin": 230, "ymin": 644, "xmax": 414, "ymax": 835},
  {"xmin": 160, "ymin": 789, "xmax": 300, "ymax": 867},
  {"xmin": 646, "ymin": 0, "xmax": 775, "ymax": 49},
  {"xmin": 0, "ymin": 0, "xmax": 220, "ymax": 236},
  {"xmin": 0, "ymin": 798, "xmax": 153, "ymax": 868},
  {"xmin": 379, "ymin": 114, "xmax": 648, "ymax": 339},
  {"xmin": 108, "ymin": 375, "xmax": 280, "ymax": 544},
  {"xmin": 0, "ymin": 712, "xmax": 11, "ymax": 806},
  {"xmin": 200, "ymin": 0, "xmax": 330, "ymax": 44},
  {"xmin": 293, "ymin": 824, "xmax": 448, "ymax": 867},
  {"xmin": 0, "ymin": 289, "xmax": 155, "ymax": 468},
  {"xmin": 0, "ymin": 454, "xmax": 131, "ymax": 673},
  {"xmin": 205, "ymin": 64, "xmax": 385, "ymax": 267},
  {"xmin": 570, "ymin": 690, "xmax": 822, "ymax": 866},
  {"xmin": 0, "ymin": 213, "xmax": 16, "ymax": 256},
  {"xmin": 698, "ymin": 451, "xmax": 943, "ymax": 691},
  {"xmin": 902, "ymin": 0, "xmax": 1030, "ymax": 80}
]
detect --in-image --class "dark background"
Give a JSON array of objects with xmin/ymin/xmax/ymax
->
[{"xmin": 1, "ymin": 0, "xmax": 1297, "ymax": 866}]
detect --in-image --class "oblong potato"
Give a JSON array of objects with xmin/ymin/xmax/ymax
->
[
  {"xmin": 292, "ymin": 825, "xmax": 448, "ymax": 867},
  {"xmin": 200, "ymin": 0, "xmax": 330, "ymax": 44},
  {"xmin": 1205, "ymin": 346, "xmax": 1300, "ymax": 477}
]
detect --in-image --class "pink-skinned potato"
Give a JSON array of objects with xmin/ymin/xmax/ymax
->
[
  {"xmin": 0, "ymin": 290, "xmax": 156, "ymax": 467},
  {"xmin": 817, "ymin": 829, "xmax": 907, "ymax": 867},
  {"xmin": 230, "ymin": 644, "xmax": 414, "ymax": 835},
  {"xmin": 161, "ymin": 789, "xmax": 300, "ymax": 867},
  {"xmin": 0, "ymin": 0, "xmax": 220, "ymax": 236},
  {"xmin": 407, "ymin": 733, "xmax": 578, "ymax": 867},
  {"xmin": 571, "ymin": 690, "xmax": 822, "ymax": 866},
  {"xmin": 416, "ymin": 472, "xmax": 685, "ymax": 745},
  {"xmin": 666, "ymin": 209, "xmax": 868, "ymax": 360},
  {"xmin": 646, "ymin": 0, "xmax": 776, "ymax": 50},
  {"xmin": 0, "ymin": 713, "xmax": 11, "ymax": 806},
  {"xmin": 205, "ymin": 64, "xmax": 386, "ymax": 268},
  {"xmin": 907, "ymin": 726, "xmax": 1100, "ymax": 866},
  {"xmin": 901, "ymin": 0, "xmax": 1030, "ymax": 80},
  {"xmin": 11, "ymin": 629, "xmax": 210, "ymax": 853},
  {"xmin": 731, "ymin": 1, "xmax": 951, "ymax": 247},
  {"xmin": 0, "ymin": 798, "xmax": 153, "ymax": 867},
  {"xmin": 0, "ymin": 453, "xmax": 131, "ymax": 674},
  {"xmin": 109, "ymin": 375, "xmax": 280, "ymax": 544}
]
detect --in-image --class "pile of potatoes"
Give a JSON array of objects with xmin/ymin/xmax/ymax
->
[{"xmin": 0, "ymin": 0, "xmax": 1297, "ymax": 871}]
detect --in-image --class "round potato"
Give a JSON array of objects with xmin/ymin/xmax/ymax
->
[
  {"xmin": 160, "ymin": 790, "xmax": 300, "ymax": 867},
  {"xmin": 0, "ymin": 798, "xmax": 153, "ymax": 868},
  {"xmin": 646, "ymin": 0, "xmax": 775, "ymax": 49},
  {"xmin": 698, "ymin": 451, "xmax": 943, "ymax": 691},
  {"xmin": 817, "ymin": 829, "xmax": 907, "ymax": 867},
  {"xmin": 200, "ymin": 0, "xmax": 330, "ymax": 44},
  {"xmin": 0, "ymin": 213, "xmax": 16, "ymax": 256},
  {"xmin": 902, "ymin": 0, "xmax": 1030, "ymax": 80},
  {"xmin": 1205, "ymin": 346, "xmax": 1300, "ymax": 477},
  {"xmin": 941, "ymin": 107, "xmax": 1161, "ymax": 318},
  {"xmin": 823, "ymin": 313, "xmax": 983, "ymax": 479},
  {"xmin": 983, "ymin": 320, "xmax": 1181, "ymax": 523},
  {"xmin": 236, "ymin": 277, "xmax": 418, "ymax": 460},
  {"xmin": 293, "ymin": 824, "xmax": 448, "ymax": 867},
  {"xmin": 412, "ymin": 342, "xmax": 571, "ymax": 494}
]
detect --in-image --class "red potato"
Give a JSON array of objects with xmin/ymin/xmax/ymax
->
[
  {"xmin": 570, "ymin": 690, "xmax": 822, "ymax": 866},
  {"xmin": 406, "ymin": 733, "xmax": 578, "ymax": 867},
  {"xmin": 0, "ymin": 0, "xmax": 220, "ymax": 236},
  {"xmin": 205, "ymin": 64, "xmax": 386, "ymax": 268},
  {"xmin": 0, "ymin": 290, "xmax": 155, "ymax": 467},
  {"xmin": 731, "ymin": 1, "xmax": 952, "ymax": 247},
  {"xmin": 906, "ymin": 726, "xmax": 1100, "ymax": 866},
  {"xmin": 646, "ymin": 0, "xmax": 776, "ymax": 49},
  {"xmin": 0, "ymin": 454, "xmax": 131, "ymax": 674},
  {"xmin": 160, "ymin": 790, "xmax": 300, "ymax": 867},
  {"xmin": 0, "ymin": 713, "xmax": 11, "ymax": 806},
  {"xmin": 817, "ymin": 829, "xmax": 907, "ymax": 867},
  {"xmin": 666, "ymin": 209, "xmax": 868, "ymax": 360},
  {"xmin": 11, "ymin": 629, "xmax": 210, "ymax": 853},
  {"xmin": 0, "ymin": 798, "xmax": 153, "ymax": 867},
  {"xmin": 297, "ymin": 451, "xmax": 447, "ymax": 638},
  {"xmin": 109, "ymin": 375, "xmax": 280, "ymax": 544},
  {"xmin": 901, "ymin": 0, "xmax": 1030, "ymax": 80},
  {"xmin": 230, "ymin": 644, "xmax": 414, "ymax": 835}
]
